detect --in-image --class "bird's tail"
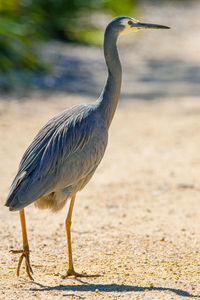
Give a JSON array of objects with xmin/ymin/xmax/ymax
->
[{"xmin": 5, "ymin": 171, "xmax": 27, "ymax": 211}]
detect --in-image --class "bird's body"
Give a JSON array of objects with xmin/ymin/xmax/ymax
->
[
  {"xmin": 5, "ymin": 16, "xmax": 169, "ymax": 280},
  {"xmin": 7, "ymin": 103, "xmax": 108, "ymax": 212}
]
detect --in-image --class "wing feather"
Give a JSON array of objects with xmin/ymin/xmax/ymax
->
[{"xmin": 6, "ymin": 104, "xmax": 97, "ymax": 210}]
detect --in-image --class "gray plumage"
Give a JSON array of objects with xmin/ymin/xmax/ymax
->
[
  {"xmin": 5, "ymin": 16, "xmax": 169, "ymax": 213},
  {"xmin": 6, "ymin": 104, "xmax": 108, "ymax": 211}
]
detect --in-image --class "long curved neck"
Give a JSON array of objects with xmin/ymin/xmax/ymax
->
[{"xmin": 97, "ymin": 26, "xmax": 122, "ymax": 129}]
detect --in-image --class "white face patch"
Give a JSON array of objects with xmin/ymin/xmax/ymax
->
[
  {"xmin": 120, "ymin": 17, "xmax": 138, "ymax": 26},
  {"xmin": 119, "ymin": 17, "xmax": 142, "ymax": 37}
]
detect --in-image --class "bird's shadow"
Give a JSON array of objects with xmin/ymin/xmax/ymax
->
[{"xmin": 30, "ymin": 281, "xmax": 199, "ymax": 298}]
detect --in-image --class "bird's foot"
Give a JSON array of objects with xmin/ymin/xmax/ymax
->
[
  {"xmin": 61, "ymin": 268, "xmax": 101, "ymax": 279},
  {"xmin": 10, "ymin": 248, "xmax": 34, "ymax": 280},
  {"xmin": 61, "ymin": 268, "xmax": 85, "ymax": 278}
]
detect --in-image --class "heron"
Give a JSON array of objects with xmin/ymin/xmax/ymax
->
[{"xmin": 5, "ymin": 16, "xmax": 169, "ymax": 280}]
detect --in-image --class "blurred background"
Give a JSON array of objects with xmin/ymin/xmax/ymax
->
[
  {"xmin": 0, "ymin": 0, "xmax": 137, "ymax": 94},
  {"xmin": 0, "ymin": 0, "xmax": 199, "ymax": 97}
]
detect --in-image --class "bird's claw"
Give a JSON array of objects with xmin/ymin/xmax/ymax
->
[
  {"xmin": 61, "ymin": 268, "xmax": 99, "ymax": 278},
  {"xmin": 61, "ymin": 269, "xmax": 85, "ymax": 278},
  {"xmin": 10, "ymin": 249, "xmax": 34, "ymax": 280}
]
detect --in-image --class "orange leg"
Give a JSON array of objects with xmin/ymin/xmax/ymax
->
[
  {"xmin": 10, "ymin": 209, "xmax": 34, "ymax": 280},
  {"xmin": 63, "ymin": 195, "xmax": 102, "ymax": 279},
  {"xmin": 65, "ymin": 195, "xmax": 77, "ymax": 276},
  {"xmin": 64, "ymin": 195, "xmax": 85, "ymax": 277}
]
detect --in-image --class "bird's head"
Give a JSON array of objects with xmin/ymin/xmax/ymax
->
[{"xmin": 108, "ymin": 16, "xmax": 170, "ymax": 37}]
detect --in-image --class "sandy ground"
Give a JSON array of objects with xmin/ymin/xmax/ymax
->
[{"xmin": 1, "ymin": 2, "xmax": 200, "ymax": 299}]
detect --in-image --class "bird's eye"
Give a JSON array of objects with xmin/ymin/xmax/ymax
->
[{"xmin": 128, "ymin": 20, "xmax": 133, "ymax": 26}]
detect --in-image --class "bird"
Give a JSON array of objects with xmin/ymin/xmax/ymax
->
[{"xmin": 5, "ymin": 16, "xmax": 169, "ymax": 280}]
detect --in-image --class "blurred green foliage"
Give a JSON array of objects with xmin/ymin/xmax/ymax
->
[
  {"xmin": 0, "ymin": 0, "xmax": 43, "ymax": 72},
  {"xmin": 0, "ymin": 0, "xmax": 138, "ymax": 90}
]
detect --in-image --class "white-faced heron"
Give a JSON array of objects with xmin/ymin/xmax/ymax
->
[{"xmin": 5, "ymin": 16, "xmax": 169, "ymax": 280}]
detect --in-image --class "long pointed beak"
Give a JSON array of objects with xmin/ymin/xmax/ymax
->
[{"xmin": 133, "ymin": 22, "xmax": 170, "ymax": 30}]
